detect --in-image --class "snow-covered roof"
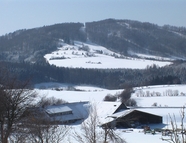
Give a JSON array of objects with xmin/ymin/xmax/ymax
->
[
  {"xmin": 45, "ymin": 101, "xmax": 90, "ymax": 123},
  {"xmin": 96, "ymin": 101, "xmax": 124, "ymax": 115},
  {"xmin": 110, "ymin": 109, "xmax": 134, "ymax": 118},
  {"xmin": 45, "ymin": 105, "xmax": 72, "ymax": 115},
  {"xmin": 108, "ymin": 108, "xmax": 162, "ymax": 120},
  {"xmin": 95, "ymin": 101, "xmax": 126, "ymax": 124}
]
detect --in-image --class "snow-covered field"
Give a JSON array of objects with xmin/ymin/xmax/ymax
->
[
  {"xmin": 44, "ymin": 41, "xmax": 171, "ymax": 69},
  {"xmin": 35, "ymin": 83, "xmax": 186, "ymax": 143}
]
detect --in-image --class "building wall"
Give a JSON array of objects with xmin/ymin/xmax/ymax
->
[{"xmin": 116, "ymin": 110, "xmax": 162, "ymax": 128}]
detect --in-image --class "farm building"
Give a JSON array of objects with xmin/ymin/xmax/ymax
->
[
  {"xmin": 97, "ymin": 102, "xmax": 162, "ymax": 128},
  {"xmin": 110, "ymin": 109, "xmax": 162, "ymax": 128},
  {"xmin": 45, "ymin": 101, "xmax": 90, "ymax": 124}
]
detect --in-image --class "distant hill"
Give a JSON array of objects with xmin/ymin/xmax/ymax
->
[
  {"xmin": 0, "ymin": 19, "xmax": 186, "ymax": 64},
  {"xmin": 1, "ymin": 19, "xmax": 186, "ymax": 88},
  {"xmin": 0, "ymin": 23, "xmax": 86, "ymax": 64},
  {"xmin": 86, "ymin": 19, "xmax": 186, "ymax": 59}
]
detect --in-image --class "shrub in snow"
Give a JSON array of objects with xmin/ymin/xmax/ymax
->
[
  {"xmin": 37, "ymin": 96, "xmax": 67, "ymax": 108},
  {"xmin": 125, "ymin": 98, "xmax": 137, "ymax": 107},
  {"xmin": 103, "ymin": 94, "xmax": 117, "ymax": 102},
  {"xmin": 152, "ymin": 102, "xmax": 158, "ymax": 107}
]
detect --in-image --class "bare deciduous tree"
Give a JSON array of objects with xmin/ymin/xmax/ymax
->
[
  {"xmin": 101, "ymin": 125, "xmax": 126, "ymax": 143},
  {"xmin": 119, "ymin": 86, "xmax": 133, "ymax": 103},
  {"xmin": 9, "ymin": 105, "xmax": 71, "ymax": 143},
  {"xmin": 119, "ymin": 86, "xmax": 137, "ymax": 106},
  {"xmin": 162, "ymin": 106, "xmax": 186, "ymax": 143},
  {"xmin": 73, "ymin": 104, "xmax": 100, "ymax": 143},
  {"xmin": 0, "ymin": 66, "xmax": 37, "ymax": 143},
  {"xmin": 73, "ymin": 103, "xmax": 126, "ymax": 143},
  {"xmin": 26, "ymin": 121, "xmax": 70, "ymax": 143},
  {"xmin": 36, "ymin": 96, "xmax": 67, "ymax": 108},
  {"xmin": 0, "ymin": 81, "xmax": 37, "ymax": 143},
  {"xmin": 0, "ymin": 66, "xmax": 71, "ymax": 143}
]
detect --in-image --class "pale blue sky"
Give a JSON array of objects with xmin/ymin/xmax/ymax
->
[{"xmin": 0, "ymin": 0, "xmax": 185, "ymax": 36}]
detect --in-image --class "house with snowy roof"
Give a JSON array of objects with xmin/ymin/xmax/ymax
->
[
  {"xmin": 96, "ymin": 102, "xmax": 162, "ymax": 128},
  {"xmin": 45, "ymin": 101, "xmax": 90, "ymax": 124}
]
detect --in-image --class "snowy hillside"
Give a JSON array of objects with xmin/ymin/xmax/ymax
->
[{"xmin": 44, "ymin": 41, "xmax": 171, "ymax": 69}]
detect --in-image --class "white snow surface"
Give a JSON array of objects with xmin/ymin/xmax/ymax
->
[
  {"xmin": 35, "ymin": 83, "xmax": 186, "ymax": 143},
  {"xmin": 44, "ymin": 41, "xmax": 171, "ymax": 69}
]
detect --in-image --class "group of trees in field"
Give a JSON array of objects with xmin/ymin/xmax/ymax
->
[{"xmin": 135, "ymin": 89, "xmax": 183, "ymax": 97}]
